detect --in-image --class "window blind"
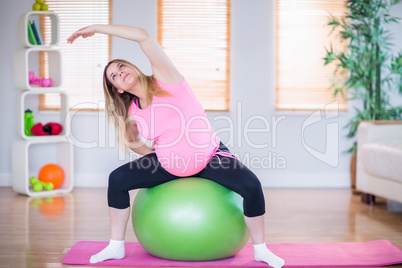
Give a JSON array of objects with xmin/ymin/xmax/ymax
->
[
  {"xmin": 276, "ymin": 0, "xmax": 347, "ymax": 111},
  {"xmin": 158, "ymin": 0, "xmax": 230, "ymax": 111},
  {"xmin": 39, "ymin": 0, "xmax": 111, "ymax": 111}
]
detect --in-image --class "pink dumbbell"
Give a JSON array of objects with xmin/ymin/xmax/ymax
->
[{"xmin": 29, "ymin": 72, "xmax": 53, "ymax": 87}]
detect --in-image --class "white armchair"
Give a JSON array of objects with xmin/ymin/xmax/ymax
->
[{"xmin": 356, "ymin": 121, "xmax": 402, "ymax": 204}]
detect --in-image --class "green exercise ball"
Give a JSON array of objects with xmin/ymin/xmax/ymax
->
[{"xmin": 132, "ymin": 177, "xmax": 249, "ymax": 261}]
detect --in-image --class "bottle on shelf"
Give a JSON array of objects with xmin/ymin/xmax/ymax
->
[{"xmin": 24, "ymin": 109, "xmax": 34, "ymax": 136}]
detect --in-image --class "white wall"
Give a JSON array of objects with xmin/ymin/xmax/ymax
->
[{"xmin": 1, "ymin": 0, "xmax": 401, "ymax": 188}]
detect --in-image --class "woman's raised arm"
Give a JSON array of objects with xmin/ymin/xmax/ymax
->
[{"xmin": 67, "ymin": 24, "xmax": 182, "ymax": 84}]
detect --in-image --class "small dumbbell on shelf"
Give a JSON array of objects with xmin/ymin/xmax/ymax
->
[
  {"xmin": 31, "ymin": 122, "xmax": 63, "ymax": 136},
  {"xmin": 29, "ymin": 72, "xmax": 53, "ymax": 87},
  {"xmin": 29, "ymin": 176, "xmax": 54, "ymax": 192}
]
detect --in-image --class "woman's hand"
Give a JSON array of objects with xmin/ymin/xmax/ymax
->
[
  {"xmin": 67, "ymin": 23, "xmax": 182, "ymax": 83},
  {"xmin": 67, "ymin": 25, "xmax": 97, "ymax": 44},
  {"xmin": 150, "ymin": 140, "xmax": 156, "ymax": 153}
]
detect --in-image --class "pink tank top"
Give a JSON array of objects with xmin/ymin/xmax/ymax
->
[{"xmin": 129, "ymin": 78, "xmax": 220, "ymax": 177}]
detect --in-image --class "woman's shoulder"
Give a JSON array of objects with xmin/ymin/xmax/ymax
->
[
  {"xmin": 155, "ymin": 75, "xmax": 185, "ymax": 85},
  {"xmin": 155, "ymin": 76, "xmax": 189, "ymax": 92},
  {"xmin": 128, "ymin": 97, "xmax": 140, "ymax": 113}
]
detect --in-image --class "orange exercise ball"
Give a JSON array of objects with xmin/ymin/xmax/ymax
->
[{"xmin": 38, "ymin": 164, "xmax": 65, "ymax": 189}]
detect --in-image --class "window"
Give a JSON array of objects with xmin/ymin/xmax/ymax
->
[
  {"xmin": 39, "ymin": 0, "xmax": 111, "ymax": 111},
  {"xmin": 158, "ymin": 0, "xmax": 231, "ymax": 111},
  {"xmin": 275, "ymin": 0, "xmax": 347, "ymax": 111}
]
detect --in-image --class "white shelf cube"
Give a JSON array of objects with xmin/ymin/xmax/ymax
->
[
  {"xmin": 13, "ymin": 11, "xmax": 74, "ymax": 198},
  {"xmin": 12, "ymin": 138, "xmax": 74, "ymax": 197},
  {"xmin": 14, "ymin": 47, "xmax": 62, "ymax": 91},
  {"xmin": 17, "ymin": 90, "xmax": 70, "ymax": 140},
  {"xmin": 19, "ymin": 11, "xmax": 59, "ymax": 48}
]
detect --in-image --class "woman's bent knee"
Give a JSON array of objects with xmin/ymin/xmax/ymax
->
[
  {"xmin": 108, "ymin": 168, "xmax": 126, "ymax": 189},
  {"xmin": 240, "ymin": 173, "xmax": 263, "ymax": 197},
  {"xmin": 107, "ymin": 168, "xmax": 131, "ymax": 209},
  {"xmin": 239, "ymin": 173, "xmax": 265, "ymax": 217}
]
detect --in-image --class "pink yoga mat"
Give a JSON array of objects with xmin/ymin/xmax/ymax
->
[{"xmin": 62, "ymin": 240, "xmax": 402, "ymax": 267}]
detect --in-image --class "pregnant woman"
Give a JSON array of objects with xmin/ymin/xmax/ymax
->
[{"xmin": 67, "ymin": 24, "xmax": 285, "ymax": 268}]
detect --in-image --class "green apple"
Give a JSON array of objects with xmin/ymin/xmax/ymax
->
[
  {"xmin": 29, "ymin": 176, "xmax": 38, "ymax": 185},
  {"xmin": 32, "ymin": 3, "xmax": 41, "ymax": 10},
  {"xmin": 33, "ymin": 182, "xmax": 43, "ymax": 192},
  {"xmin": 41, "ymin": 4, "xmax": 49, "ymax": 11},
  {"xmin": 44, "ymin": 182, "xmax": 54, "ymax": 191},
  {"xmin": 36, "ymin": 0, "xmax": 44, "ymax": 4}
]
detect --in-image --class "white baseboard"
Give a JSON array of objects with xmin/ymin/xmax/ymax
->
[
  {"xmin": 0, "ymin": 173, "xmax": 12, "ymax": 187},
  {"xmin": 74, "ymin": 173, "xmax": 109, "ymax": 188},
  {"xmin": 1, "ymin": 172, "xmax": 350, "ymax": 189},
  {"xmin": 256, "ymin": 171, "xmax": 350, "ymax": 188},
  {"xmin": 0, "ymin": 173, "xmax": 109, "ymax": 188},
  {"xmin": 75, "ymin": 172, "xmax": 351, "ymax": 188}
]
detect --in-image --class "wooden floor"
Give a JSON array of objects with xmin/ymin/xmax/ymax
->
[{"xmin": 1, "ymin": 187, "xmax": 401, "ymax": 268}]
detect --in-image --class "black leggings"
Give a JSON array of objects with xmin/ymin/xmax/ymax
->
[{"xmin": 107, "ymin": 143, "xmax": 265, "ymax": 217}]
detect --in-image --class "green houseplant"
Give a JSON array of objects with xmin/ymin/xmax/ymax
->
[{"xmin": 324, "ymin": 0, "xmax": 402, "ymax": 153}]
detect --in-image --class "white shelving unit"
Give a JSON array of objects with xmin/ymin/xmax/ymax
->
[
  {"xmin": 12, "ymin": 140, "xmax": 74, "ymax": 197},
  {"xmin": 12, "ymin": 11, "xmax": 74, "ymax": 197},
  {"xmin": 19, "ymin": 11, "xmax": 59, "ymax": 48},
  {"xmin": 16, "ymin": 90, "xmax": 70, "ymax": 140},
  {"xmin": 14, "ymin": 47, "xmax": 62, "ymax": 90}
]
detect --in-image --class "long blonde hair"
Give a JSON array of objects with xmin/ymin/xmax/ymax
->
[{"xmin": 103, "ymin": 59, "xmax": 163, "ymax": 150}]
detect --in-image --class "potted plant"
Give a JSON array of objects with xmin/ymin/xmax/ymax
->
[{"xmin": 323, "ymin": 0, "xmax": 402, "ymax": 191}]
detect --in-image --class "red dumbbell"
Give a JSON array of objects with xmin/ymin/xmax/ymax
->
[
  {"xmin": 29, "ymin": 72, "xmax": 53, "ymax": 87},
  {"xmin": 31, "ymin": 122, "xmax": 63, "ymax": 136}
]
